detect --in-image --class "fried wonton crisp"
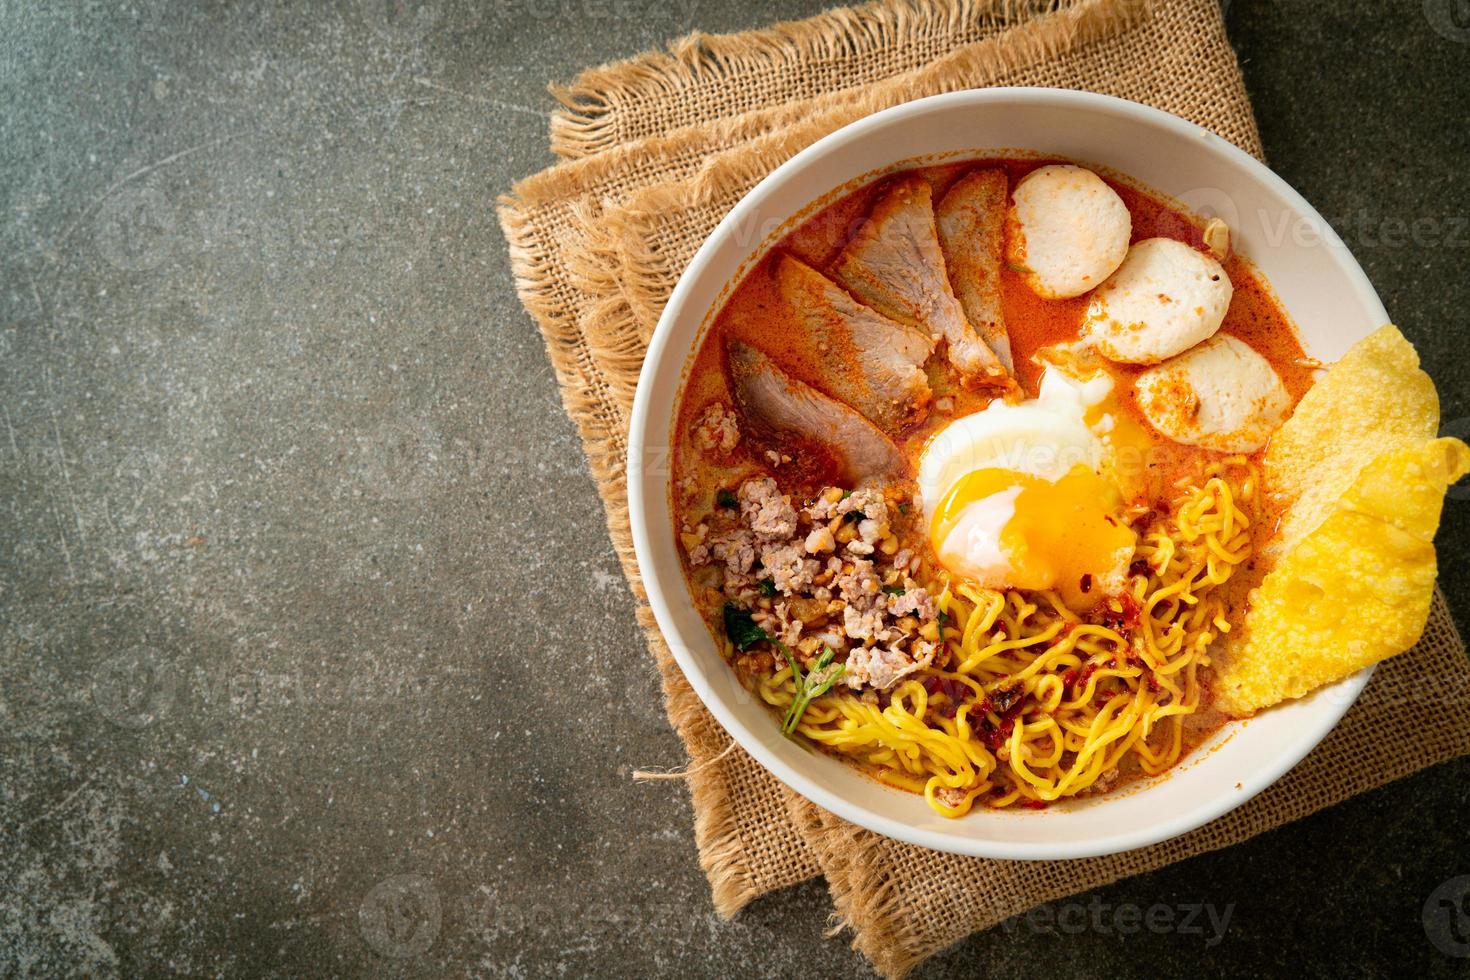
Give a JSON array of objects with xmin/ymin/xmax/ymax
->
[
  {"xmin": 1215, "ymin": 437, "xmax": 1470, "ymax": 716},
  {"xmin": 1263, "ymin": 324, "xmax": 1439, "ymax": 556}
]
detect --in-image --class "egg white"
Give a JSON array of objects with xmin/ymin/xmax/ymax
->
[
  {"xmin": 917, "ymin": 368, "xmax": 1112, "ymax": 519},
  {"xmin": 918, "ymin": 367, "xmax": 1131, "ymax": 594}
]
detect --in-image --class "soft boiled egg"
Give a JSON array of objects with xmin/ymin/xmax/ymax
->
[{"xmin": 917, "ymin": 369, "xmax": 1139, "ymax": 608}]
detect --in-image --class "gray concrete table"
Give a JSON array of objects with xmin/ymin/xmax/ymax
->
[{"xmin": 3, "ymin": 1, "xmax": 1468, "ymax": 976}]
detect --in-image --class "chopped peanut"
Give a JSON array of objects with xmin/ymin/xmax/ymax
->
[{"xmin": 805, "ymin": 526, "xmax": 836, "ymax": 554}]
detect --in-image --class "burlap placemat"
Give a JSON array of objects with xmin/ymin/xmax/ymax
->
[{"xmin": 498, "ymin": 0, "xmax": 1470, "ymax": 974}]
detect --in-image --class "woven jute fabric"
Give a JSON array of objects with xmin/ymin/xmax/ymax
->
[{"xmin": 498, "ymin": 0, "xmax": 1470, "ymax": 974}]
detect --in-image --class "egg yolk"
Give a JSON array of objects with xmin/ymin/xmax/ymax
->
[
  {"xmin": 930, "ymin": 464, "xmax": 1137, "ymax": 608},
  {"xmin": 1075, "ymin": 392, "xmax": 1155, "ymax": 506}
]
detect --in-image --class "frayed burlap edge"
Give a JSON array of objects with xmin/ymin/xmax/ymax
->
[
  {"xmin": 637, "ymin": 607, "xmax": 817, "ymax": 911},
  {"xmin": 548, "ymin": 0, "xmax": 1076, "ymax": 158}
]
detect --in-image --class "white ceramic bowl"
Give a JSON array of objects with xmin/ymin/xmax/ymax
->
[{"xmin": 628, "ymin": 88, "xmax": 1381, "ymax": 859}]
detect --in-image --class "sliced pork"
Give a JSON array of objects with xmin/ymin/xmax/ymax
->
[
  {"xmin": 936, "ymin": 168, "xmax": 1013, "ymax": 372},
  {"xmin": 727, "ymin": 340, "xmax": 904, "ymax": 483},
  {"xmin": 830, "ymin": 176, "xmax": 1007, "ymax": 387},
  {"xmin": 774, "ymin": 254, "xmax": 933, "ymax": 429}
]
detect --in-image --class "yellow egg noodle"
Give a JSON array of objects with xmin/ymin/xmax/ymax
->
[{"xmin": 756, "ymin": 458, "xmax": 1257, "ymax": 817}]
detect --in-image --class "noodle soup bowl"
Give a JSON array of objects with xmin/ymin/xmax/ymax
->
[{"xmin": 627, "ymin": 89, "xmax": 1380, "ymax": 859}]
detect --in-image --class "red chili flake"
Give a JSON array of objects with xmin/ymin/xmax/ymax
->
[
  {"xmin": 1020, "ymin": 797, "xmax": 1050, "ymax": 810},
  {"xmin": 989, "ymin": 685, "xmax": 1022, "ymax": 715},
  {"xmin": 922, "ymin": 675, "xmax": 971, "ymax": 718},
  {"xmin": 1095, "ymin": 592, "xmax": 1142, "ymax": 634},
  {"xmin": 979, "ymin": 718, "xmax": 1015, "ymax": 750},
  {"xmin": 925, "ymin": 676, "xmax": 950, "ymax": 701},
  {"xmin": 1064, "ymin": 662, "xmax": 1098, "ymax": 692},
  {"xmin": 1146, "ymin": 673, "xmax": 1161, "ymax": 692},
  {"xmin": 976, "ymin": 685, "xmax": 1027, "ymax": 748},
  {"xmin": 947, "ymin": 681, "xmax": 971, "ymax": 706},
  {"xmin": 1128, "ymin": 558, "xmax": 1152, "ymax": 578},
  {"xmin": 1079, "ymin": 573, "xmax": 1093, "ymax": 594},
  {"xmin": 1120, "ymin": 592, "xmax": 1143, "ymax": 628}
]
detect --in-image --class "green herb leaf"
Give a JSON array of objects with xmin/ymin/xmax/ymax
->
[
  {"xmin": 808, "ymin": 659, "xmax": 845, "ymax": 701},
  {"xmin": 937, "ymin": 610, "xmax": 951, "ymax": 626},
  {"xmin": 898, "ymin": 502, "xmax": 911, "ymax": 516},
  {"xmin": 881, "ymin": 584, "xmax": 906, "ymax": 596},
  {"xmin": 757, "ymin": 578, "xmax": 778, "ymax": 598},
  {"xmin": 781, "ymin": 645, "xmax": 845, "ymax": 735},
  {"xmin": 722, "ymin": 603, "xmax": 768, "ymax": 651},
  {"xmin": 842, "ymin": 510, "xmax": 867, "ymax": 524},
  {"xmin": 716, "ymin": 488, "xmax": 738, "ymax": 509},
  {"xmin": 779, "ymin": 641, "xmax": 804, "ymax": 684},
  {"xmin": 776, "ymin": 640, "xmax": 806, "ymax": 733}
]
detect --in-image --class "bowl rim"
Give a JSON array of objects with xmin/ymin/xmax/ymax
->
[{"xmin": 626, "ymin": 87, "xmax": 1379, "ymax": 859}]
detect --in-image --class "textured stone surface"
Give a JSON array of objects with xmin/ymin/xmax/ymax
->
[{"xmin": 1, "ymin": 1, "xmax": 1467, "ymax": 976}]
